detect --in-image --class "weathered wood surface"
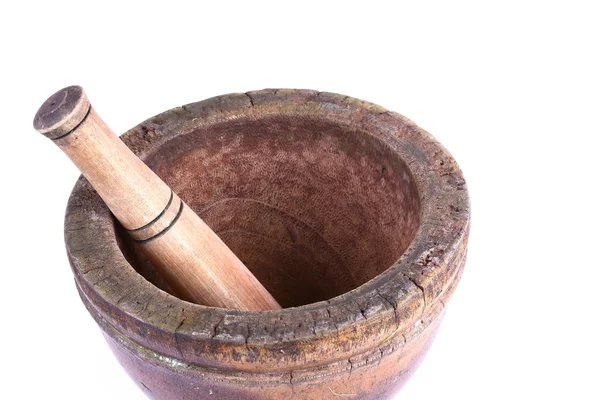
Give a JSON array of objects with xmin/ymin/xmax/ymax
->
[{"xmin": 65, "ymin": 89, "xmax": 470, "ymax": 399}]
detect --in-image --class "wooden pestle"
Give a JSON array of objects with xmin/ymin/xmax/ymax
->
[{"xmin": 33, "ymin": 86, "xmax": 281, "ymax": 311}]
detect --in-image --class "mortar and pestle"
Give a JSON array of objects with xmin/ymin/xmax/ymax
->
[{"xmin": 34, "ymin": 86, "xmax": 470, "ymax": 399}]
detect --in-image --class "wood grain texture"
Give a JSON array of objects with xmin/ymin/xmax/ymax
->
[
  {"xmin": 35, "ymin": 86, "xmax": 280, "ymax": 311},
  {"xmin": 64, "ymin": 89, "xmax": 470, "ymax": 399}
]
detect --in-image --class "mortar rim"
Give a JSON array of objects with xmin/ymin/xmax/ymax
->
[{"xmin": 65, "ymin": 89, "xmax": 470, "ymax": 372}]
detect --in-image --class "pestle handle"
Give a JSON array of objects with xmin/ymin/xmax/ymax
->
[{"xmin": 34, "ymin": 86, "xmax": 281, "ymax": 311}]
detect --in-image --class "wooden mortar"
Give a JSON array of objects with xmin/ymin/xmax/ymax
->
[{"xmin": 66, "ymin": 89, "xmax": 470, "ymax": 399}]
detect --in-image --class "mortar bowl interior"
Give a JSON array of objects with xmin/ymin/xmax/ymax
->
[{"xmin": 116, "ymin": 110, "xmax": 420, "ymax": 308}]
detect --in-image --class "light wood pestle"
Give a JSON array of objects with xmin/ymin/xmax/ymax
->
[{"xmin": 34, "ymin": 85, "xmax": 281, "ymax": 311}]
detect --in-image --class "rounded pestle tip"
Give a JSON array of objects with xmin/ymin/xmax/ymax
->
[{"xmin": 33, "ymin": 85, "xmax": 91, "ymax": 140}]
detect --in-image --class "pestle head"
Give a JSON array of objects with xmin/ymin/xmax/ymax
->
[{"xmin": 33, "ymin": 85, "xmax": 90, "ymax": 140}]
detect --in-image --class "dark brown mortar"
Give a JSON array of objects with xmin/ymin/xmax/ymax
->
[{"xmin": 65, "ymin": 89, "xmax": 470, "ymax": 399}]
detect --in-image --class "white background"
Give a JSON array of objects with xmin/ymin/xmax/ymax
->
[{"xmin": 1, "ymin": 1, "xmax": 599, "ymax": 399}]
